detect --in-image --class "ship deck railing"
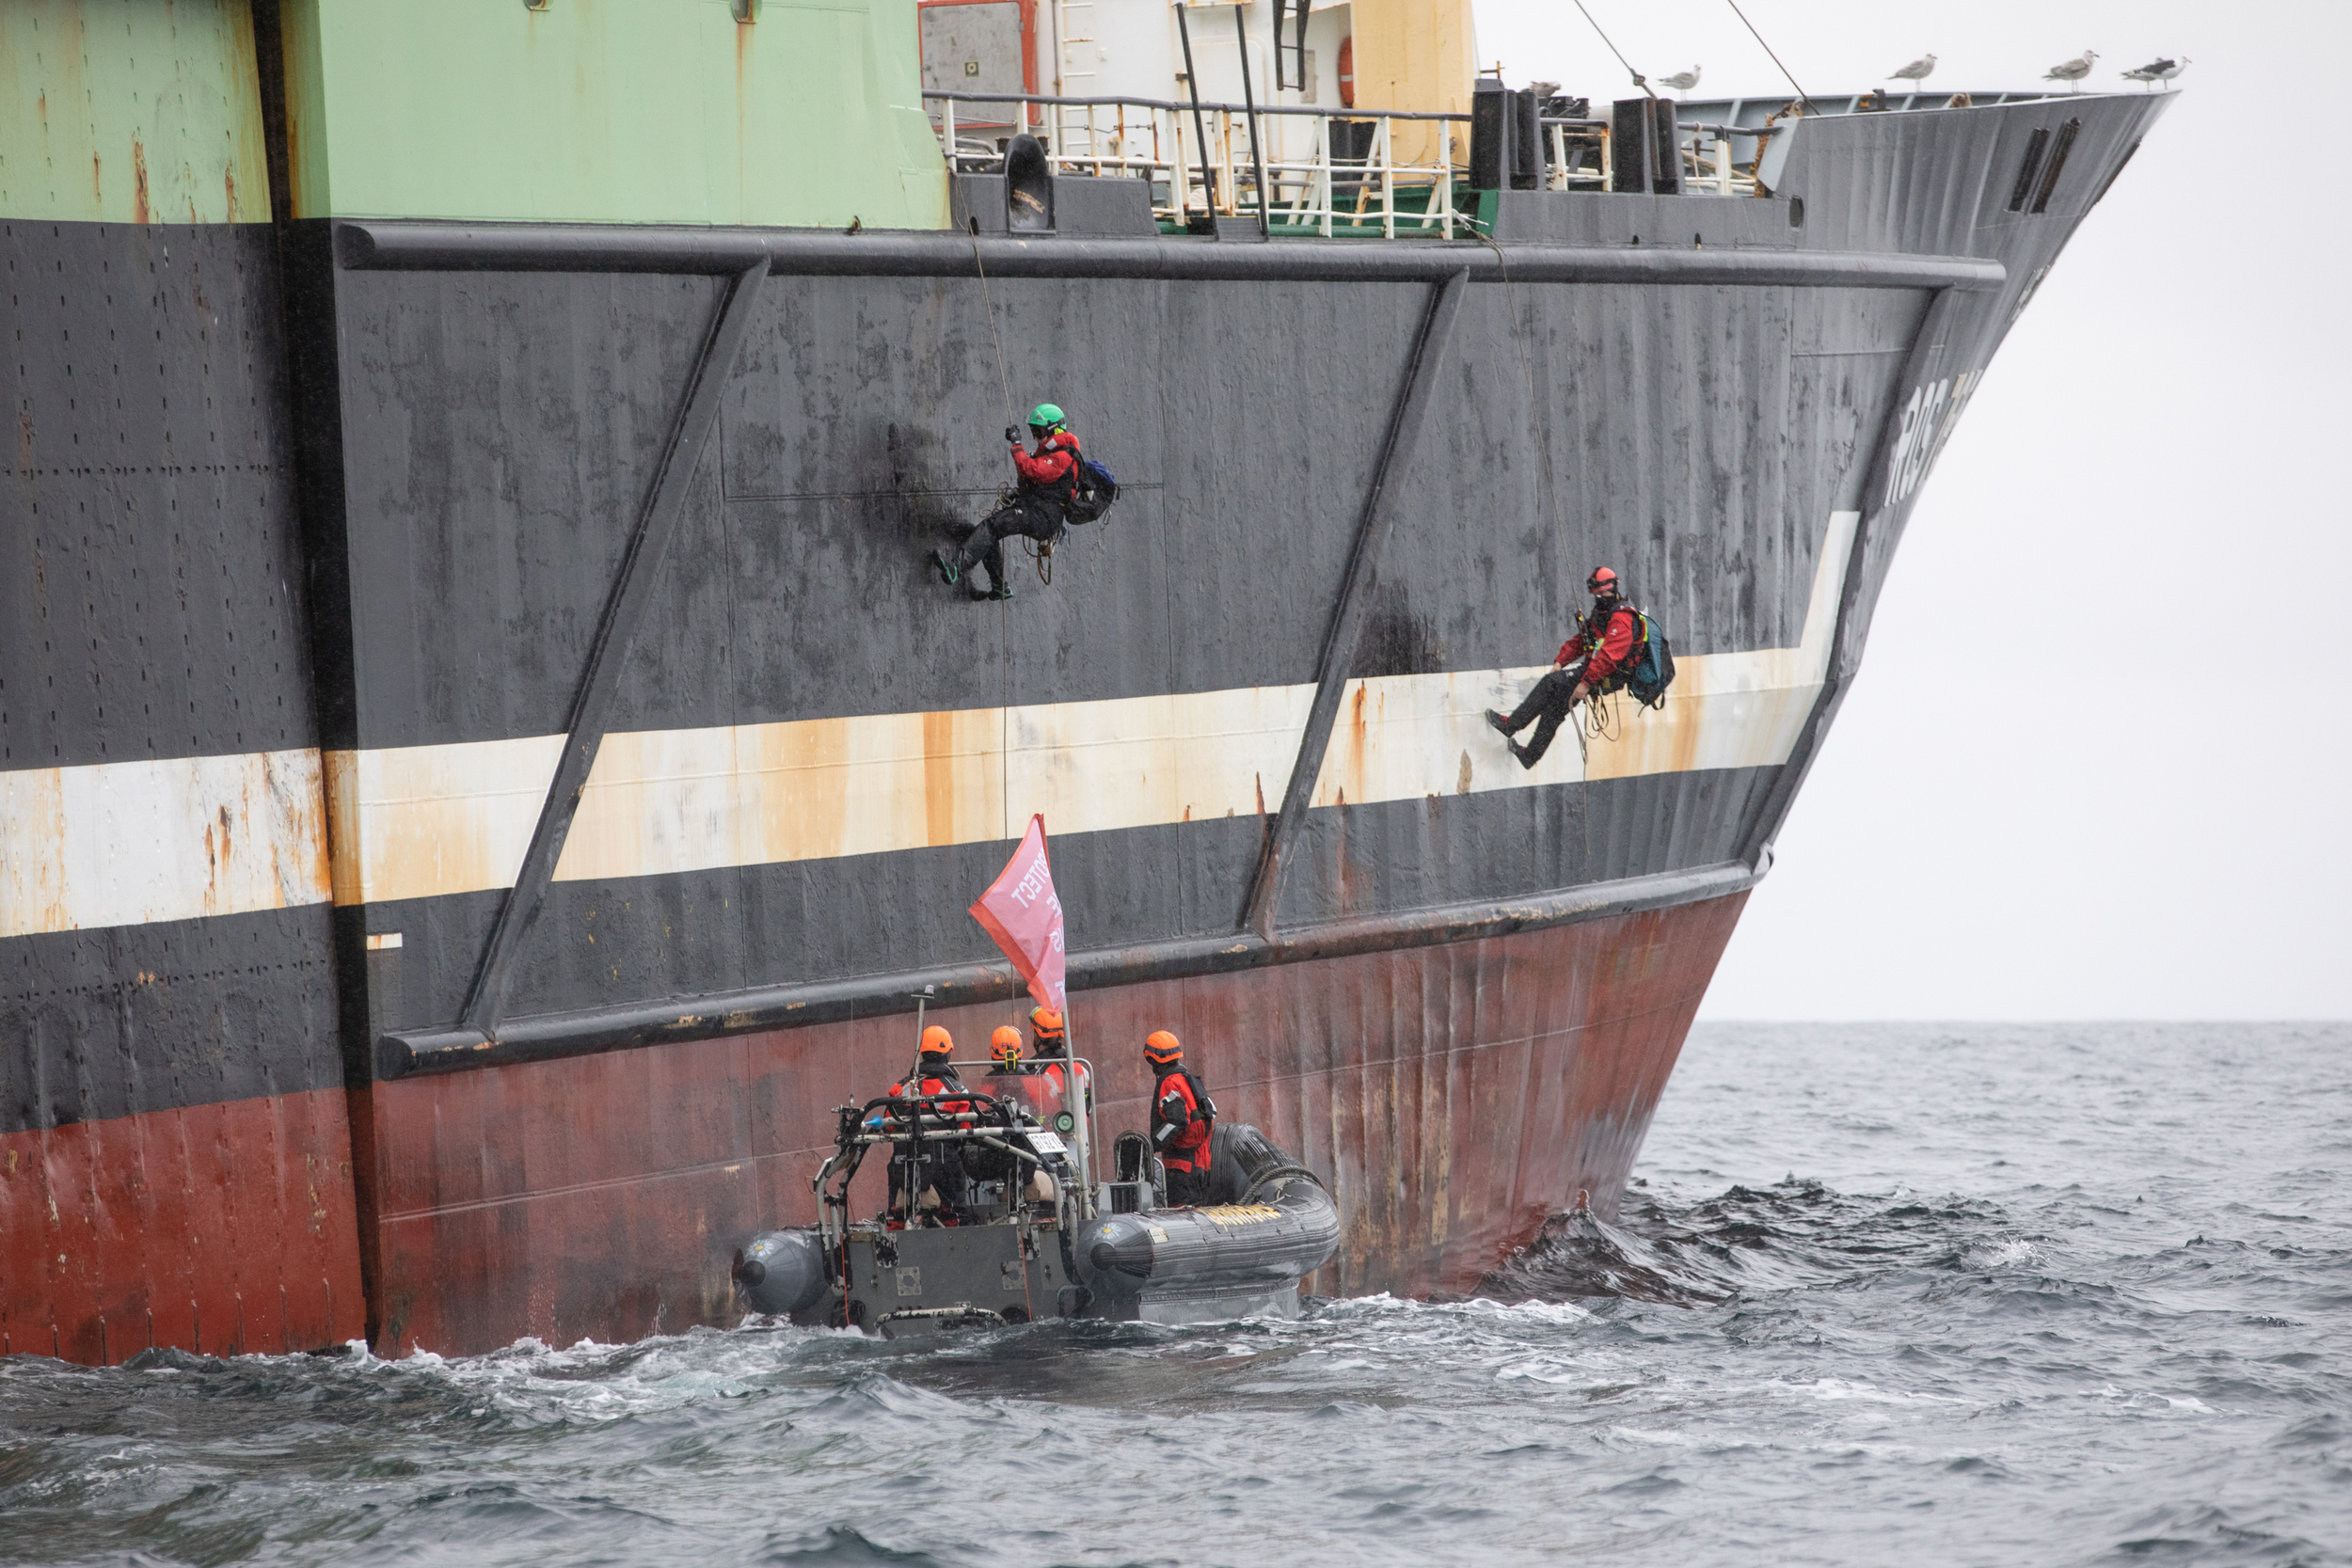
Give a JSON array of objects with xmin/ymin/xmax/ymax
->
[
  {"xmin": 924, "ymin": 90, "xmax": 1773, "ymax": 232},
  {"xmin": 927, "ymin": 87, "xmax": 2080, "ymax": 237},
  {"xmin": 929, "ymin": 89, "xmax": 1477, "ymax": 238}
]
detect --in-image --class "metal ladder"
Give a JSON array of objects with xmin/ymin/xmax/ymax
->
[{"xmin": 1053, "ymin": 0, "xmax": 1098, "ymax": 160}]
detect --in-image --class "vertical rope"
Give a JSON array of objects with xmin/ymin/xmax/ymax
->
[
  {"xmin": 967, "ymin": 218, "xmax": 1019, "ymax": 431},
  {"xmin": 967, "ymin": 217, "xmax": 1021, "ymax": 842}
]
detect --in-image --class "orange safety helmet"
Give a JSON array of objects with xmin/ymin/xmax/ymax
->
[
  {"xmin": 919, "ymin": 1024, "xmax": 954, "ymax": 1057},
  {"xmin": 990, "ymin": 1025, "xmax": 1024, "ymax": 1067},
  {"xmin": 1030, "ymin": 1006, "xmax": 1065, "ymax": 1041},
  {"xmin": 1586, "ymin": 566, "xmax": 1619, "ymax": 596},
  {"xmin": 1143, "ymin": 1030, "xmax": 1183, "ymax": 1067}
]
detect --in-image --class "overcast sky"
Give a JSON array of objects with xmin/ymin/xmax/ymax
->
[{"xmin": 1466, "ymin": 0, "xmax": 2351, "ymax": 1019}]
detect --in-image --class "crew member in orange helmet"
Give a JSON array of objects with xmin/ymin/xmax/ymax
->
[
  {"xmin": 1028, "ymin": 1006, "xmax": 1089, "ymax": 1106},
  {"xmin": 879, "ymin": 1025, "xmax": 972, "ymax": 1215},
  {"xmin": 988, "ymin": 1025, "xmax": 1026, "ymax": 1072},
  {"xmin": 884, "ymin": 1025, "xmax": 972, "ymax": 1109},
  {"xmin": 1145, "ymin": 1031, "xmax": 1218, "ymax": 1206}
]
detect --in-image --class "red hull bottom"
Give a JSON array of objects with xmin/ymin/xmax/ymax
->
[
  {"xmin": 0, "ymin": 1090, "xmax": 368, "ymax": 1363},
  {"xmin": 353, "ymin": 892, "xmax": 1747, "ymax": 1357}
]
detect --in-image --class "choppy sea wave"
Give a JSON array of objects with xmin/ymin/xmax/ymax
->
[{"xmin": 4, "ymin": 1022, "xmax": 2346, "ymax": 1566}]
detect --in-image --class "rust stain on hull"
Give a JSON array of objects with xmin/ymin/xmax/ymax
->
[
  {"xmin": 0, "ymin": 1091, "xmax": 369, "ymax": 1365},
  {"xmin": 347, "ymin": 892, "xmax": 1748, "ymax": 1356}
]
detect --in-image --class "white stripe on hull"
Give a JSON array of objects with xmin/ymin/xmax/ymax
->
[
  {"xmin": 0, "ymin": 750, "xmax": 331, "ymax": 938},
  {"xmin": 6, "ymin": 515, "xmax": 1855, "ymax": 925}
]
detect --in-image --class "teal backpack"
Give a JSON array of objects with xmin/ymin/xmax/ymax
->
[{"xmin": 1620, "ymin": 610, "xmax": 1677, "ymax": 709}]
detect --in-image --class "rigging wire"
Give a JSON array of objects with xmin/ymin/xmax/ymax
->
[
  {"xmin": 1568, "ymin": 0, "xmax": 1650, "ymax": 96},
  {"xmin": 1723, "ymin": 0, "xmax": 1818, "ymax": 115}
]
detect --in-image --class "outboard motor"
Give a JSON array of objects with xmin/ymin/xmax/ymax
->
[{"xmin": 734, "ymin": 1229, "xmax": 830, "ymax": 1317}]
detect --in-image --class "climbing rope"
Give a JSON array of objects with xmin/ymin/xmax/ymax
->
[
  {"xmin": 1476, "ymin": 227, "xmax": 1603, "ymax": 792},
  {"xmin": 968, "ymin": 220, "xmax": 1062, "ymax": 591},
  {"xmin": 1475, "ymin": 230, "xmax": 1573, "ymax": 574},
  {"xmin": 1578, "ymin": 689, "xmax": 1623, "ymax": 748},
  {"xmin": 1021, "ymin": 531, "xmax": 1054, "ymax": 586},
  {"xmin": 966, "ymin": 217, "xmax": 1019, "ymax": 433}
]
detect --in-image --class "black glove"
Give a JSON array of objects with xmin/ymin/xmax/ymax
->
[{"xmin": 1005, "ymin": 426, "xmax": 1021, "ymax": 444}]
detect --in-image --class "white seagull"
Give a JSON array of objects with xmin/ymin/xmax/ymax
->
[
  {"xmin": 2122, "ymin": 56, "xmax": 2189, "ymax": 89},
  {"xmin": 2043, "ymin": 50, "xmax": 2098, "ymax": 91},
  {"xmin": 1657, "ymin": 65, "xmax": 1702, "ymax": 94},
  {"xmin": 1887, "ymin": 54, "xmax": 1937, "ymax": 87}
]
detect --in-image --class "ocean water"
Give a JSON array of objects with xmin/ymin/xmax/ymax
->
[{"xmin": 3, "ymin": 1022, "xmax": 2346, "ymax": 1567}]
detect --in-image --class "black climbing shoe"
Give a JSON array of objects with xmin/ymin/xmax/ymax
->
[
  {"xmin": 930, "ymin": 548, "xmax": 961, "ymax": 587},
  {"xmin": 1508, "ymin": 739, "xmax": 1536, "ymax": 770},
  {"xmin": 984, "ymin": 581, "xmax": 1015, "ymax": 602},
  {"xmin": 1485, "ymin": 709, "xmax": 1514, "ymax": 737}
]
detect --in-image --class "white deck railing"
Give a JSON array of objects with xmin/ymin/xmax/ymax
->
[
  {"xmin": 926, "ymin": 93, "xmax": 1771, "ymax": 232},
  {"xmin": 927, "ymin": 91, "xmax": 1473, "ymax": 238}
]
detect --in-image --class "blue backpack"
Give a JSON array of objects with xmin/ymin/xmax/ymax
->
[{"xmin": 1067, "ymin": 454, "xmax": 1120, "ymax": 523}]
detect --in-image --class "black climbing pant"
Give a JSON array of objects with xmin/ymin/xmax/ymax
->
[
  {"xmin": 956, "ymin": 498, "xmax": 1064, "ymax": 591},
  {"xmin": 1498, "ymin": 667, "xmax": 1582, "ymax": 768},
  {"xmin": 1165, "ymin": 1164, "xmax": 1214, "ymax": 1209}
]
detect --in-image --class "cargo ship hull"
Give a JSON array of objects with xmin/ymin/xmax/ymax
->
[{"xmin": 1, "ymin": 3, "xmax": 2169, "ymax": 1360}]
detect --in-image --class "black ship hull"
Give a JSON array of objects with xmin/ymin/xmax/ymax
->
[{"xmin": 2, "ymin": 91, "xmax": 2171, "ymax": 1358}]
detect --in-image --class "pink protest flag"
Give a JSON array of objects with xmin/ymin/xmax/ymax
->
[{"xmin": 968, "ymin": 814, "xmax": 1067, "ymax": 1012}]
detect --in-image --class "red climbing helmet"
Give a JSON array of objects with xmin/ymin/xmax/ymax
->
[{"xmin": 1586, "ymin": 567, "xmax": 1620, "ymax": 596}]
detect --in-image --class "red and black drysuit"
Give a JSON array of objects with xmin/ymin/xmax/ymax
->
[
  {"xmin": 954, "ymin": 431, "xmax": 1082, "ymax": 593},
  {"xmin": 1025, "ymin": 1029, "xmax": 1091, "ymax": 1109},
  {"xmin": 877, "ymin": 1067, "xmax": 973, "ymax": 1214},
  {"xmin": 1494, "ymin": 599, "xmax": 1638, "ymax": 768},
  {"xmin": 1151, "ymin": 1067, "xmax": 1216, "ymax": 1207}
]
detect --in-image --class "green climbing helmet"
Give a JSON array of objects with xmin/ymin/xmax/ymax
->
[{"xmin": 1027, "ymin": 403, "xmax": 1066, "ymax": 432}]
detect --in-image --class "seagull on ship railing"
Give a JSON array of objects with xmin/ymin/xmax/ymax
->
[
  {"xmin": 2121, "ymin": 56, "xmax": 2189, "ymax": 89},
  {"xmin": 1886, "ymin": 54, "xmax": 1937, "ymax": 88},
  {"xmin": 2043, "ymin": 50, "xmax": 2098, "ymax": 90},
  {"xmin": 1657, "ymin": 65, "xmax": 1701, "ymax": 95}
]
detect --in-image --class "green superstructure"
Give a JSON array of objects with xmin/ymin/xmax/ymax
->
[
  {"xmin": 278, "ymin": 0, "xmax": 948, "ymax": 228},
  {"xmin": 0, "ymin": 0, "xmax": 272, "ymax": 224}
]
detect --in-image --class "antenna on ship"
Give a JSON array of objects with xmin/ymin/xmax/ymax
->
[{"xmin": 908, "ymin": 983, "xmax": 938, "ymax": 1087}]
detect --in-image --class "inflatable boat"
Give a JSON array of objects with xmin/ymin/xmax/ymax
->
[{"xmin": 733, "ymin": 1059, "xmax": 1339, "ymax": 1332}]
